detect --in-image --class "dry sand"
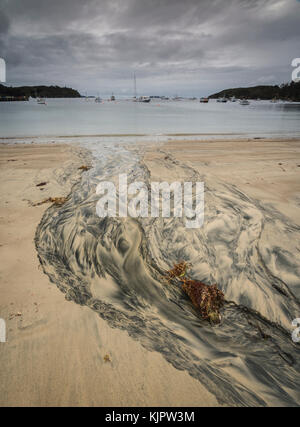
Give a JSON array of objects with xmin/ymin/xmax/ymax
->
[{"xmin": 0, "ymin": 142, "xmax": 218, "ymax": 407}]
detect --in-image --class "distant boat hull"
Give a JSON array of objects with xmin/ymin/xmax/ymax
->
[
  {"xmin": 240, "ymin": 100, "xmax": 250, "ymax": 105},
  {"xmin": 139, "ymin": 98, "xmax": 150, "ymax": 103},
  {"xmin": 134, "ymin": 96, "xmax": 151, "ymax": 103},
  {"xmin": 37, "ymin": 98, "xmax": 46, "ymax": 105}
]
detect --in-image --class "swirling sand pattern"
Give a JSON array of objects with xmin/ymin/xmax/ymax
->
[{"xmin": 35, "ymin": 147, "xmax": 300, "ymax": 407}]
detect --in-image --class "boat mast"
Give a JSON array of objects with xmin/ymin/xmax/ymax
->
[{"xmin": 134, "ymin": 72, "xmax": 137, "ymax": 99}]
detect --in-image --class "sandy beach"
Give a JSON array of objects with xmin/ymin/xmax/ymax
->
[
  {"xmin": 0, "ymin": 137, "xmax": 300, "ymax": 407},
  {"xmin": 0, "ymin": 142, "xmax": 219, "ymax": 407}
]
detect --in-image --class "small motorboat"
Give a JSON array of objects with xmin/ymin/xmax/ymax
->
[
  {"xmin": 37, "ymin": 98, "xmax": 46, "ymax": 105},
  {"xmin": 240, "ymin": 99, "xmax": 250, "ymax": 105},
  {"xmin": 200, "ymin": 97, "xmax": 209, "ymax": 103},
  {"xmin": 136, "ymin": 96, "xmax": 151, "ymax": 103}
]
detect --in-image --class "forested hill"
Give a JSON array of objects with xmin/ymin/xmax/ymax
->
[
  {"xmin": 209, "ymin": 81, "xmax": 300, "ymax": 101},
  {"xmin": 0, "ymin": 84, "xmax": 81, "ymax": 98}
]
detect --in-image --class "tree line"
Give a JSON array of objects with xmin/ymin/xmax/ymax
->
[
  {"xmin": 209, "ymin": 81, "xmax": 300, "ymax": 101},
  {"xmin": 0, "ymin": 84, "xmax": 81, "ymax": 98}
]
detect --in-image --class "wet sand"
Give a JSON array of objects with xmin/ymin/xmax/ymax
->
[{"xmin": 0, "ymin": 142, "xmax": 218, "ymax": 407}]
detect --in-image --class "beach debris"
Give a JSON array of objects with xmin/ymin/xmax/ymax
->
[
  {"xmin": 36, "ymin": 182, "xmax": 47, "ymax": 187},
  {"xmin": 78, "ymin": 165, "xmax": 91, "ymax": 171},
  {"xmin": 33, "ymin": 196, "xmax": 68, "ymax": 207},
  {"xmin": 9, "ymin": 312, "xmax": 22, "ymax": 320},
  {"xmin": 166, "ymin": 262, "xmax": 224, "ymax": 324},
  {"xmin": 182, "ymin": 279, "xmax": 224, "ymax": 324},
  {"xmin": 104, "ymin": 354, "xmax": 111, "ymax": 363},
  {"xmin": 166, "ymin": 260, "xmax": 190, "ymax": 282}
]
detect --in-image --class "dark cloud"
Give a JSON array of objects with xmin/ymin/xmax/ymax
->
[{"xmin": 0, "ymin": 0, "xmax": 299, "ymax": 95}]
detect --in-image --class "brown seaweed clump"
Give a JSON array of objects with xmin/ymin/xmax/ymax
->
[
  {"xmin": 78, "ymin": 165, "xmax": 91, "ymax": 171},
  {"xmin": 166, "ymin": 260, "xmax": 190, "ymax": 281},
  {"xmin": 166, "ymin": 262, "xmax": 224, "ymax": 324},
  {"xmin": 33, "ymin": 197, "xmax": 68, "ymax": 207},
  {"xmin": 182, "ymin": 279, "xmax": 224, "ymax": 323}
]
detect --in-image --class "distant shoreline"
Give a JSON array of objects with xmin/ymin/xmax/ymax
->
[
  {"xmin": 209, "ymin": 81, "xmax": 300, "ymax": 101},
  {"xmin": 1, "ymin": 133, "xmax": 300, "ymax": 143},
  {"xmin": 0, "ymin": 84, "xmax": 81, "ymax": 99}
]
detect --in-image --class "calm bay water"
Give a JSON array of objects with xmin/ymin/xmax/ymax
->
[{"xmin": 0, "ymin": 98, "xmax": 300, "ymax": 139}]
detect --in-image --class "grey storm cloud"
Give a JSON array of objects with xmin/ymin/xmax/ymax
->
[{"xmin": 0, "ymin": 0, "xmax": 299, "ymax": 95}]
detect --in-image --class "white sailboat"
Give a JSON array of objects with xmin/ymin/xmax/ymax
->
[
  {"xmin": 37, "ymin": 97, "xmax": 46, "ymax": 105},
  {"xmin": 95, "ymin": 93, "xmax": 102, "ymax": 103},
  {"xmin": 133, "ymin": 73, "xmax": 151, "ymax": 103},
  {"xmin": 217, "ymin": 97, "xmax": 228, "ymax": 103}
]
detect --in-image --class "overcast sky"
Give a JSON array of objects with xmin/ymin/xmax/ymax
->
[{"xmin": 0, "ymin": 0, "xmax": 299, "ymax": 96}]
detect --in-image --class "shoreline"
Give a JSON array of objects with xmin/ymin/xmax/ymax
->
[{"xmin": 1, "ymin": 133, "xmax": 300, "ymax": 143}]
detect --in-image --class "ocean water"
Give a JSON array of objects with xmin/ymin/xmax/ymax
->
[{"xmin": 0, "ymin": 98, "xmax": 300, "ymax": 139}]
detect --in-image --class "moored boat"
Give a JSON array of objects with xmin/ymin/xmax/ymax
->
[
  {"xmin": 137, "ymin": 96, "xmax": 151, "ymax": 103},
  {"xmin": 132, "ymin": 73, "xmax": 150, "ymax": 102},
  {"xmin": 240, "ymin": 99, "xmax": 250, "ymax": 105}
]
